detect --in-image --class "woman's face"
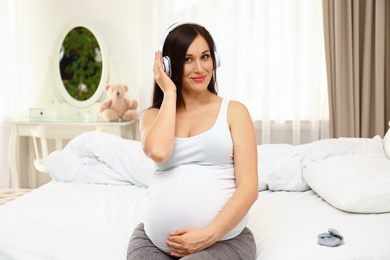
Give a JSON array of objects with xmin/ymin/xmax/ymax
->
[{"xmin": 181, "ymin": 35, "xmax": 213, "ymax": 93}]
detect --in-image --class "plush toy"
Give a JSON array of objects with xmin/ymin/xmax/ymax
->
[{"xmin": 98, "ymin": 84, "xmax": 138, "ymax": 122}]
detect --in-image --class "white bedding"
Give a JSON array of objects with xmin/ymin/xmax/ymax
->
[
  {"xmin": 1, "ymin": 182, "xmax": 390, "ymax": 260},
  {"xmin": 45, "ymin": 131, "xmax": 154, "ymax": 187},
  {"xmin": 0, "ymin": 182, "xmax": 146, "ymax": 260},
  {"xmin": 249, "ymin": 190, "xmax": 390, "ymax": 260},
  {"xmin": 2, "ymin": 130, "xmax": 390, "ymax": 259}
]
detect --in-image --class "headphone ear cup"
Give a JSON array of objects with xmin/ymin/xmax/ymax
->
[
  {"xmin": 214, "ymin": 51, "xmax": 221, "ymax": 69},
  {"xmin": 162, "ymin": 56, "xmax": 172, "ymax": 77}
]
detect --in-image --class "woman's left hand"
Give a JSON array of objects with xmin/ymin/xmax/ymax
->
[{"xmin": 166, "ymin": 227, "xmax": 216, "ymax": 257}]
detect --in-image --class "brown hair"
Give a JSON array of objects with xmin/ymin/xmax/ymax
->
[{"xmin": 151, "ymin": 23, "xmax": 218, "ymax": 109}]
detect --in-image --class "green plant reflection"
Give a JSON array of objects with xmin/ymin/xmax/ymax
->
[{"xmin": 60, "ymin": 27, "xmax": 102, "ymax": 101}]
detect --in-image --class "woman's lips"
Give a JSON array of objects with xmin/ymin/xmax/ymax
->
[{"xmin": 191, "ymin": 75, "xmax": 206, "ymax": 82}]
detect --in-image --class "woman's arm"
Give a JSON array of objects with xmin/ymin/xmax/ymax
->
[
  {"xmin": 166, "ymin": 101, "xmax": 258, "ymax": 257},
  {"xmin": 140, "ymin": 51, "xmax": 177, "ymax": 163}
]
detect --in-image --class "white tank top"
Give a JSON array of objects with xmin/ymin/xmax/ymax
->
[{"xmin": 143, "ymin": 98, "xmax": 248, "ymax": 253}]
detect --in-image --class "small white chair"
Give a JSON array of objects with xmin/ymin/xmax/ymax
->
[{"xmin": 30, "ymin": 125, "xmax": 95, "ymax": 187}]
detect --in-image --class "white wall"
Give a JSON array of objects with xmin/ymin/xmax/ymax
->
[
  {"xmin": 2, "ymin": 0, "xmax": 148, "ymax": 188},
  {"xmin": 21, "ymin": 0, "xmax": 143, "ymax": 115}
]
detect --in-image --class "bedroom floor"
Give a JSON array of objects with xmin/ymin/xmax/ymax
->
[{"xmin": 0, "ymin": 189, "xmax": 32, "ymax": 205}]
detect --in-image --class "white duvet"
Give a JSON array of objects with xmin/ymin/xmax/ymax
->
[
  {"xmin": 1, "ymin": 182, "xmax": 390, "ymax": 260},
  {"xmin": 45, "ymin": 131, "xmax": 155, "ymax": 187}
]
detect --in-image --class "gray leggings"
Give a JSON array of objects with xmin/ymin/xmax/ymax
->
[{"xmin": 127, "ymin": 223, "xmax": 256, "ymax": 260}]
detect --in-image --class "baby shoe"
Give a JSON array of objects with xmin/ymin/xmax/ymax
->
[{"xmin": 317, "ymin": 228, "xmax": 344, "ymax": 247}]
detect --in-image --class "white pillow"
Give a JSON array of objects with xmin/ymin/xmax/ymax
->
[
  {"xmin": 295, "ymin": 138, "xmax": 351, "ymax": 161},
  {"xmin": 257, "ymin": 144, "xmax": 309, "ymax": 191},
  {"xmin": 303, "ymin": 155, "xmax": 390, "ymax": 213},
  {"xmin": 338, "ymin": 135, "xmax": 385, "ymax": 157},
  {"xmin": 384, "ymin": 128, "xmax": 390, "ymax": 159}
]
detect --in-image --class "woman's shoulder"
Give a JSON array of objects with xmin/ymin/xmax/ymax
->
[
  {"xmin": 226, "ymin": 99, "xmax": 252, "ymax": 125},
  {"xmin": 227, "ymin": 100, "xmax": 249, "ymax": 114}
]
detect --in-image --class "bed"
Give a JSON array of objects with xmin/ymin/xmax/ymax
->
[{"xmin": 1, "ymin": 129, "xmax": 390, "ymax": 260}]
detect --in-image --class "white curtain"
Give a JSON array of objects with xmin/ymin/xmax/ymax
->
[
  {"xmin": 137, "ymin": 0, "xmax": 329, "ymax": 145},
  {"xmin": 0, "ymin": 0, "xmax": 32, "ymax": 188}
]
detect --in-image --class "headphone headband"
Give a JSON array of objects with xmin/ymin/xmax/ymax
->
[{"xmin": 159, "ymin": 22, "xmax": 204, "ymax": 51}]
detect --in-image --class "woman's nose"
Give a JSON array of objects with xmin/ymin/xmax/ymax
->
[{"xmin": 193, "ymin": 60, "xmax": 203, "ymax": 73}]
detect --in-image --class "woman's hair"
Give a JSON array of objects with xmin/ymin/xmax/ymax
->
[{"xmin": 151, "ymin": 23, "xmax": 218, "ymax": 109}]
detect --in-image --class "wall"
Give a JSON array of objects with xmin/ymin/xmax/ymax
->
[
  {"xmin": 22, "ymin": 0, "xmax": 142, "ymax": 116},
  {"xmin": 13, "ymin": 0, "xmax": 145, "ymax": 188}
]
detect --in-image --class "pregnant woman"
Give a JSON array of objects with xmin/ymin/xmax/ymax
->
[{"xmin": 127, "ymin": 22, "xmax": 258, "ymax": 259}]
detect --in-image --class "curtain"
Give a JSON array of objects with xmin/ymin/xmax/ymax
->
[
  {"xmin": 322, "ymin": 0, "xmax": 390, "ymax": 138},
  {"xmin": 0, "ymin": 0, "xmax": 9, "ymax": 188},
  {"xmin": 0, "ymin": 1, "xmax": 30, "ymax": 188},
  {"xmin": 387, "ymin": 1, "xmax": 390, "ymax": 128},
  {"xmin": 137, "ymin": 0, "xmax": 329, "ymax": 145}
]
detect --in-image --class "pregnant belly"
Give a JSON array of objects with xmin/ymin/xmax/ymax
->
[{"xmin": 143, "ymin": 165, "xmax": 236, "ymax": 252}]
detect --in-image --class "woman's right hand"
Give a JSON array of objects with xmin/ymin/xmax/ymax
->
[{"xmin": 153, "ymin": 51, "xmax": 176, "ymax": 95}]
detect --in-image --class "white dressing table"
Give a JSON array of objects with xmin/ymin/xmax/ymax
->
[{"xmin": 8, "ymin": 118, "xmax": 137, "ymax": 188}]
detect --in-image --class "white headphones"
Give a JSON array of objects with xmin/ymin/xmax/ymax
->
[{"xmin": 158, "ymin": 22, "xmax": 221, "ymax": 77}]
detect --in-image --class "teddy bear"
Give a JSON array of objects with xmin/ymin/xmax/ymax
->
[{"xmin": 98, "ymin": 84, "xmax": 138, "ymax": 122}]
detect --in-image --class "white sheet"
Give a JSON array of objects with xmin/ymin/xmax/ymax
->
[
  {"xmin": 0, "ymin": 182, "xmax": 146, "ymax": 260},
  {"xmin": 248, "ymin": 190, "xmax": 390, "ymax": 260},
  {"xmin": 1, "ymin": 182, "xmax": 390, "ymax": 260}
]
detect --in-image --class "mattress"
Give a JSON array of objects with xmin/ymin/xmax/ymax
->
[{"xmin": 1, "ymin": 182, "xmax": 390, "ymax": 260}]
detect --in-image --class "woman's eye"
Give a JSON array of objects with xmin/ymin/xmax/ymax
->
[
  {"xmin": 185, "ymin": 57, "xmax": 192, "ymax": 62},
  {"xmin": 202, "ymin": 54, "xmax": 210, "ymax": 59}
]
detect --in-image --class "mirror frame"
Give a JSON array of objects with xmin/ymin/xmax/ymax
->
[{"xmin": 54, "ymin": 21, "xmax": 108, "ymax": 108}]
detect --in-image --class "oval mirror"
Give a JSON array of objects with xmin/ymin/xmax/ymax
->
[
  {"xmin": 60, "ymin": 27, "xmax": 102, "ymax": 101},
  {"xmin": 54, "ymin": 21, "xmax": 108, "ymax": 108}
]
